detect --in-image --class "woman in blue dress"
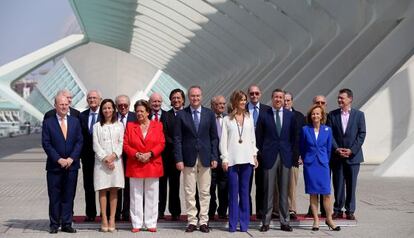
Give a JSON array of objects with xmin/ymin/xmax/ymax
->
[{"xmin": 300, "ymin": 105, "xmax": 340, "ymax": 231}]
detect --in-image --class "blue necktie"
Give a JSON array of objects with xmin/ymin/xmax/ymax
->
[
  {"xmin": 89, "ymin": 112, "xmax": 96, "ymax": 134},
  {"xmin": 253, "ymin": 106, "xmax": 259, "ymax": 127},
  {"xmin": 193, "ymin": 110, "xmax": 200, "ymax": 132}
]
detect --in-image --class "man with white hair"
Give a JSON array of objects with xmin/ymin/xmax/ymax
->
[{"xmin": 79, "ymin": 90, "xmax": 102, "ymax": 221}]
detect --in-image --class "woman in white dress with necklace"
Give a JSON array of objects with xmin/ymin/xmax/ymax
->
[
  {"xmin": 93, "ymin": 99, "xmax": 125, "ymax": 232},
  {"xmin": 220, "ymin": 90, "xmax": 258, "ymax": 232}
]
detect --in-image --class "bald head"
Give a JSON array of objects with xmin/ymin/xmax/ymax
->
[
  {"xmin": 149, "ymin": 92, "xmax": 163, "ymax": 112},
  {"xmin": 54, "ymin": 95, "xmax": 69, "ymax": 117}
]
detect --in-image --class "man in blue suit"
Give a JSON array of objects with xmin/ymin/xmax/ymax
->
[
  {"xmin": 79, "ymin": 90, "xmax": 101, "ymax": 221},
  {"xmin": 327, "ymin": 88, "xmax": 366, "ymax": 220},
  {"xmin": 256, "ymin": 89, "xmax": 296, "ymax": 232},
  {"xmin": 42, "ymin": 94, "xmax": 83, "ymax": 234},
  {"xmin": 174, "ymin": 85, "xmax": 219, "ymax": 233}
]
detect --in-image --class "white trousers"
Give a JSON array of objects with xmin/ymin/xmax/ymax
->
[
  {"xmin": 183, "ymin": 158, "xmax": 211, "ymax": 226},
  {"xmin": 129, "ymin": 177, "xmax": 159, "ymax": 229}
]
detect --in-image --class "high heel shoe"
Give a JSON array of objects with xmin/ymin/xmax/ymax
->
[
  {"xmin": 108, "ymin": 226, "xmax": 116, "ymax": 232},
  {"xmin": 100, "ymin": 226, "xmax": 108, "ymax": 232},
  {"xmin": 311, "ymin": 227, "xmax": 319, "ymax": 231},
  {"xmin": 325, "ymin": 221, "xmax": 341, "ymax": 231}
]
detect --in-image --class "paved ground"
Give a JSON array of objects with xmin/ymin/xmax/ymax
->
[{"xmin": 0, "ymin": 134, "xmax": 413, "ymax": 237}]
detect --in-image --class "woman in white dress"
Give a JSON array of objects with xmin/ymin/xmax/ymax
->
[
  {"xmin": 220, "ymin": 90, "xmax": 258, "ymax": 232},
  {"xmin": 93, "ymin": 99, "xmax": 125, "ymax": 232}
]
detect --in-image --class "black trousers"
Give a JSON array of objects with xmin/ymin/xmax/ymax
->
[
  {"xmin": 158, "ymin": 159, "xmax": 181, "ymax": 217},
  {"xmin": 208, "ymin": 167, "xmax": 228, "ymax": 217},
  {"xmin": 115, "ymin": 156, "xmax": 129, "ymax": 219},
  {"xmin": 81, "ymin": 158, "xmax": 96, "ymax": 218},
  {"xmin": 252, "ymin": 166, "xmax": 264, "ymax": 216}
]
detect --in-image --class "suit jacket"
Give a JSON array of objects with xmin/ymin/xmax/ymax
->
[
  {"xmin": 123, "ymin": 120, "xmax": 165, "ymax": 178},
  {"xmin": 80, "ymin": 109, "xmax": 101, "ymax": 160},
  {"xmin": 256, "ymin": 107, "xmax": 296, "ymax": 169},
  {"xmin": 174, "ymin": 106, "xmax": 219, "ymax": 167},
  {"xmin": 44, "ymin": 107, "xmax": 80, "ymax": 120},
  {"xmin": 162, "ymin": 109, "xmax": 176, "ymax": 161},
  {"xmin": 326, "ymin": 108, "xmax": 366, "ymax": 164},
  {"xmin": 42, "ymin": 115, "xmax": 83, "ymax": 171},
  {"xmin": 300, "ymin": 124, "xmax": 332, "ymax": 166},
  {"xmin": 292, "ymin": 108, "xmax": 306, "ymax": 166},
  {"xmin": 118, "ymin": 111, "xmax": 136, "ymax": 124}
]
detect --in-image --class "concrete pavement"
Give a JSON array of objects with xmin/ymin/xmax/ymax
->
[{"xmin": 0, "ymin": 134, "xmax": 413, "ymax": 237}]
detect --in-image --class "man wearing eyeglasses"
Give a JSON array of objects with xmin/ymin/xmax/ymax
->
[
  {"xmin": 114, "ymin": 95, "xmax": 136, "ymax": 221},
  {"xmin": 246, "ymin": 85, "xmax": 271, "ymax": 219},
  {"xmin": 79, "ymin": 90, "xmax": 102, "ymax": 222}
]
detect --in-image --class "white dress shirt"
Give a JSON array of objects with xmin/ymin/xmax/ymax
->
[{"xmin": 219, "ymin": 114, "xmax": 258, "ymax": 167}]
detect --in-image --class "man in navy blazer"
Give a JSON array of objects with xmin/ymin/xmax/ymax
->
[
  {"xmin": 42, "ymin": 95, "xmax": 83, "ymax": 233},
  {"xmin": 174, "ymin": 85, "xmax": 218, "ymax": 233},
  {"xmin": 79, "ymin": 90, "xmax": 101, "ymax": 221},
  {"xmin": 114, "ymin": 94, "xmax": 136, "ymax": 221},
  {"xmin": 256, "ymin": 89, "xmax": 296, "ymax": 232},
  {"xmin": 327, "ymin": 88, "xmax": 366, "ymax": 220}
]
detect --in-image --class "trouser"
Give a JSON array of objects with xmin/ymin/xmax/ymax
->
[
  {"xmin": 208, "ymin": 166, "xmax": 228, "ymax": 217},
  {"xmin": 159, "ymin": 159, "xmax": 181, "ymax": 217},
  {"xmin": 228, "ymin": 164, "xmax": 252, "ymax": 232},
  {"xmin": 262, "ymin": 156, "xmax": 290, "ymax": 226},
  {"xmin": 81, "ymin": 158, "xmax": 96, "ymax": 218},
  {"xmin": 183, "ymin": 158, "xmax": 211, "ymax": 226},
  {"xmin": 130, "ymin": 178, "xmax": 159, "ymax": 228},
  {"xmin": 47, "ymin": 170, "xmax": 78, "ymax": 229},
  {"xmin": 332, "ymin": 162, "xmax": 360, "ymax": 214}
]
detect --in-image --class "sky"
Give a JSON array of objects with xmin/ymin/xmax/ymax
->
[{"xmin": 0, "ymin": 0, "xmax": 77, "ymax": 66}]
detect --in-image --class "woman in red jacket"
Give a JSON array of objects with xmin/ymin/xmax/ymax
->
[{"xmin": 123, "ymin": 100, "xmax": 165, "ymax": 233}]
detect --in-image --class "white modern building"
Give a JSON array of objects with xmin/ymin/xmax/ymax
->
[{"xmin": 0, "ymin": 0, "xmax": 414, "ymax": 176}]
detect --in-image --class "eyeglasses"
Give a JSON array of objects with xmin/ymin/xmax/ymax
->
[
  {"xmin": 117, "ymin": 104, "xmax": 129, "ymax": 108},
  {"xmin": 249, "ymin": 92, "xmax": 260, "ymax": 96},
  {"xmin": 315, "ymin": 101, "xmax": 326, "ymax": 105}
]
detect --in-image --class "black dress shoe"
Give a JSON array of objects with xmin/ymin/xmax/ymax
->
[
  {"xmin": 199, "ymin": 224, "xmax": 210, "ymax": 233},
  {"xmin": 61, "ymin": 226, "xmax": 77, "ymax": 233},
  {"xmin": 185, "ymin": 224, "xmax": 197, "ymax": 232},
  {"xmin": 346, "ymin": 213, "xmax": 355, "ymax": 220},
  {"xmin": 259, "ymin": 225, "xmax": 269, "ymax": 232},
  {"xmin": 84, "ymin": 216, "xmax": 95, "ymax": 222},
  {"xmin": 332, "ymin": 212, "xmax": 343, "ymax": 219},
  {"xmin": 49, "ymin": 228, "xmax": 58, "ymax": 234},
  {"xmin": 280, "ymin": 224, "xmax": 293, "ymax": 232}
]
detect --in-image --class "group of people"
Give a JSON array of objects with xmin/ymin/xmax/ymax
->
[{"xmin": 41, "ymin": 85, "xmax": 366, "ymax": 234}]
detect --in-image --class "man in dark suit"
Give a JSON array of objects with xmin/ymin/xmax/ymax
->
[
  {"xmin": 246, "ymin": 85, "xmax": 271, "ymax": 219},
  {"xmin": 114, "ymin": 94, "xmax": 136, "ymax": 221},
  {"xmin": 158, "ymin": 89, "xmax": 185, "ymax": 221},
  {"xmin": 174, "ymin": 85, "xmax": 219, "ymax": 233},
  {"xmin": 79, "ymin": 90, "xmax": 102, "ymax": 221},
  {"xmin": 256, "ymin": 88, "xmax": 296, "ymax": 232},
  {"xmin": 327, "ymin": 88, "xmax": 366, "ymax": 220},
  {"xmin": 43, "ymin": 89, "xmax": 80, "ymax": 120},
  {"xmin": 42, "ymin": 94, "xmax": 83, "ymax": 234},
  {"xmin": 284, "ymin": 92, "xmax": 305, "ymax": 220},
  {"xmin": 208, "ymin": 95, "xmax": 228, "ymax": 220}
]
